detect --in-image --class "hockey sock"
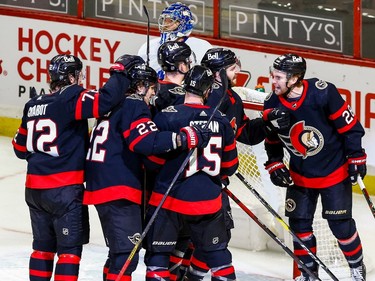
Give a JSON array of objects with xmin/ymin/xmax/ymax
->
[
  {"xmin": 329, "ymin": 219, "xmax": 363, "ymax": 268},
  {"xmin": 178, "ymin": 242, "xmax": 195, "ymax": 281},
  {"xmin": 169, "ymin": 242, "xmax": 195, "ymax": 281},
  {"xmin": 293, "ymin": 232, "xmax": 318, "ymax": 272},
  {"xmin": 29, "ymin": 250, "xmax": 55, "ymax": 281},
  {"xmin": 106, "ymin": 252, "xmax": 137, "ymax": 281},
  {"xmin": 54, "ymin": 254, "xmax": 81, "ymax": 281},
  {"xmin": 185, "ymin": 255, "xmax": 209, "ymax": 281},
  {"xmin": 211, "ymin": 264, "xmax": 236, "ymax": 281},
  {"xmin": 338, "ymin": 231, "xmax": 363, "ymax": 268},
  {"xmin": 146, "ymin": 267, "xmax": 170, "ymax": 281},
  {"xmin": 103, "ymin": 257, "xmax": 110, "ymax": 281}
]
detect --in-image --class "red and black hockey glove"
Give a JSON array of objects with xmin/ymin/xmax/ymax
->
[
  {"xmin": 179, "ymin": 125, "xmax": 212, "ymax": 150},
  {"xmin": 109, "ymin": 55, "xmax": 145, "ymax": 77},
  {"xmin": 347, "ymin": 150, "xmax": 367, "ymax": 185},
  {"xmin": 265, "ymin": 161, "xmax": 294, "ymax": 188},
  {"xmin": 263, "ymin": 108, "xmax": 290, "ymax": 131}
]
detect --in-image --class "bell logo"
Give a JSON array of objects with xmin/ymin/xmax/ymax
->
[
  {"xmin": 207, "ymin": 52, "xmax": 219, "ymax": 60},
  {"xmin": 63, "ymin": 56, "xmax": 75, "ymax": 62},
  {"xmin": 292, "ymin": 56, "xmax": 303, "ymax": 62},
  {"xmin": 167, "ymin": 43, "xmax": 180, "ymax": 51}
]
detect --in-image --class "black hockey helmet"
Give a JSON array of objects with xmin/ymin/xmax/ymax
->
[
  {"xmin": 183, "ymin": 65, "xmax": 214, "ymax": 96},
  {"xmin": 128, "ymin": 63, "xmax": 158, "ymax": 93},
  {"xmin": 49, "ymin": 54, "xmax": 82, "ymax": 85},
  {"xmin": 158, "ymin": 41, "xmax": 193, "ymax": 72},
  {"xmin": 201, "ymin": 48, "xmax": 239, "ymax": 72},
  {"xmin": 272, "ymin": 53, "xmax": 306, "ymax": 80}
]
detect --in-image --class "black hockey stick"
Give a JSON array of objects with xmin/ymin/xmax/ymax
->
[
  {"xmin": 115, "ymin": 69, "xmax": 228, "ymax": 281},
  {"xmin": 223, "ymin": 187, "xmax": 320, "ymax": 280},
  {"xmin": 235, "ymin": 172, "xmax": 339, "ymax": 281},
  {"xmin": 357, "ymin": 177, "xmax": 375, "ymax": 219},
  {"xmin": 143, "ymin": 5, "xmax": 150, "ymax": 66}
]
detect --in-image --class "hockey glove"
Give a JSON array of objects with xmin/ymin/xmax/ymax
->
[
  {"xmin": 347, "ymin": 150, "xmax": 367, "ymax": 185},
  {"xmin": 109, "ymin": 55, "xmax": 145, "ymax": 76},
  {"xmin": 179, "ymin": 125, "xmax": 212, "ymax": 150},
  {"xmin": 265, "ymin": 161, "xmax": 294, "ymax": 188},
  {"xmin": 263, "ymin": 108, "xmax": 290, "ymax": 131}
]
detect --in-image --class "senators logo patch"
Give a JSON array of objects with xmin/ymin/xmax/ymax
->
[
  {"xmin": 168, "ymin": 86, "xmax": 185, "ymax": 96},
  {"xmin": 128, "ymin": 233, "xmax": 141, "ymax": 245},
  {"xmin": 315, "ymin": 80, "xmax": 328, "ymax": 90},
  {"xmin": 279, "ymin": 121, "xmax": 324, "ymax": 159},
  {"xmin": 285, "ymin": 198, "xmax": 296, "ymax": 212}
]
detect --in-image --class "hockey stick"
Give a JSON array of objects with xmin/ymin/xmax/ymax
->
[
  {"xmin": 357, "ymin": 177, "xmax": 375, "ymax": 218},
  {"xmin": 223, "ymin": 187, "xmax": 321, "ymax": 281},
  {"xmin": 143, "ymin": 5, "xmax": 150, "ymax": 66},
  {"xmin": 235, "ymin": 172, "xmax": 339, "ymax": 281},
  {"xmin": 115, "ymin": 69, "xmax": 228, "ymax": 281}
]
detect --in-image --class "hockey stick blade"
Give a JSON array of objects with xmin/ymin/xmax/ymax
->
[
  {"xmin": 223, "ymin": 187, "xmax": 321, "ymax": 281},
  {"xmin": 143, "ymin": 5, "xmax": 150, "ymax": 66},
  {"xmin": 235, "ymin": 172, "xmax": 339, "ymax": 281},
  {"xmin": 357, "ymin": 177, "xmax": 375, "ymax": 219}
]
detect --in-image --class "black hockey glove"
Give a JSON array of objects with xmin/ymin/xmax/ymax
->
[
  {"xmin": 263, "ymin": 108, "xmax": 290, "ymax": 131},
  {"xmin": 109, "ymin": 55, "xmax": 145, "ymax": 77},
  {"xmin": 347, "ymin": 150, "xmax": 367, "ymax": 185},
  {"xmin": 265, "ymin": 161, "xmax": 294, "ymax": 188},
  {"xmin": 179, "ymin": 125, "xmax": 212, "ymax": 150}
]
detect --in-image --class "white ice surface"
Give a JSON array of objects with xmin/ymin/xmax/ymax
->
[{"xmin": 1, "ymin": 136, "xmax": 374, "ymax": 281}]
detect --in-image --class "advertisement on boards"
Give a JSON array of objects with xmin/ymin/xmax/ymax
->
[{"xmin": 0, "ymin": 15, "xmax": 374, "ymax": 170}]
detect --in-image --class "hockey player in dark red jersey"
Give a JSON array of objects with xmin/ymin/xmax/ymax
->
[
  {"xmin": 153, "ymin": 41, "xmax": 194, "ymax": 113},
  {"xmin": 84, "ymin": 62, "xmax": 211, "ymax": 281},
  {"xmin": 265, "ymin": 53, "xmax": 367, "ymax": 281},
  {"xmin": 144, "ymin": 65, "xmax": 239, "ymax": 281},
  {"xmin": 12, "ymin": 53, "xmax": 144, "ymax": 281}
]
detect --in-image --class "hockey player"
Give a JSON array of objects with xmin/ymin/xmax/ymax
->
[
  {"xmin": 138, "ymin": 2, "xmax": 212, "ymax": 78},
  {"xmin": 193, "ymin": 47, "xmax": 290, "ymax": 279},
  {"xmin": 153, "ymin": 40, "xmax": 196, "ymax": 281},
  {"xmin": 12, "ymin": 53, "xmax": 143, "ymax": 281},
  {"xmin": 84, "ymin": 62, "xmax": 211, "ymax": 281},
  {"xmin": 264, "ymin": 53, "xmax": 367, "ymax": 281},
  {"xmin": 144, "ymin": 65, "xmax": 238, "ymax": 281},
  {"xmin": 153, "ymin": 40, "xmax": 194, "ymax": 112}
]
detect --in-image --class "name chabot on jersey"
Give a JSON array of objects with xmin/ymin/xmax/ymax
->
[{"xmin": 190, "ymin": 120, "xmax": 220, "ymax": 133}]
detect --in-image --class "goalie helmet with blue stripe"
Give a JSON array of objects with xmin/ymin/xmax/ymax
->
[{"xmin": 158, "ymin": 2, "xmax": 195, "ymax": 44}]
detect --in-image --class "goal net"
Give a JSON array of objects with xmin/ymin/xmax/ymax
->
[{"xmin": 228, "ymin": 87, "xmax": 352, "ymax": 280}]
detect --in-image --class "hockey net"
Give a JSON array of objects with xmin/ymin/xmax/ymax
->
[{"xmin": 228, "ymin": 87, "xmax": 351, "ymax": 280}]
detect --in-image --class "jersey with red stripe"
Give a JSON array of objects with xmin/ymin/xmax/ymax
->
[
  {"xmin": 264, "ymin": 78, "xmax": 365, "ymax": 188},
  {"xmin": 84, "ymin": 94, "xmax": 178, "ymax": 205},
  {"xmin": 206, "ymin": 82, "xmax": 265, "ymax": 145},
  {"xmin": 12, "ymin": 73, "xmax": 131, "ymax": 189},
  {"xmin": 148, "ymin": 103, "xmax": 239, "ymax": 215}
]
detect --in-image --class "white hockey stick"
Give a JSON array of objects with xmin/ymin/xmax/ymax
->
[{"xmin": 357, "ymin": 177, "xmax": 375, "ymax": 218}]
